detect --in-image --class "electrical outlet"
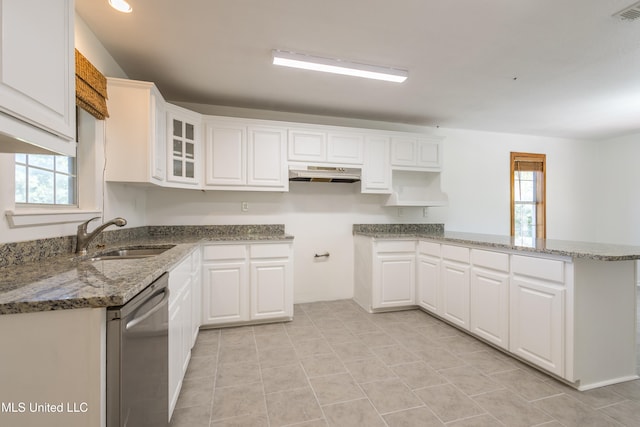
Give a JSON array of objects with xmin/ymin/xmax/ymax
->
[{"xmin": 241, "ymin": 201, "xmax": 248, "ymax": 212}]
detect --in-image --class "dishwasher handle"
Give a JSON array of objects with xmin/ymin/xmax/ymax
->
[{"xmin": 125, "ymin": 287, "xmax": 170, "ymax": 331}]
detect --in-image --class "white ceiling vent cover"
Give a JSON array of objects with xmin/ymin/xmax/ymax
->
[{"xmin": 613, "ymin": 1, "xmax": 640, "ymax": 20}]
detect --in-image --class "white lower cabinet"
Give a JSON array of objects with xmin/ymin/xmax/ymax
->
[
  {"xmin": 417, "ymin": 241, "xmax": 440, "ymax": 313},
  {"xmin": 202, "ymin": 242, "xmax": 293, "ymax": 326},
  {"xmin": 440, "ymin": 245, "xmax": 470, "ymax": 330},
  {"xmin": 470, "ymin": 249, "xmax": 510, "ymax": 349},
  {"xmin": 168, "ymin": 250, "xmax": 200, "ymax": 420},
  {"xmin": 509, "ymin": 255, "xmax": 566, "ymax": 377}
]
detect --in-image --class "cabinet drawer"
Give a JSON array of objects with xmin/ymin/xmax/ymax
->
[
  {"xmin": 376, "ymin": 240, "xmax": 415, "ymax": 253},
  {"xmin": 250, "ymin": 243, "xmax": 291, "ymax": 258},
  {"xmin": 471, "ymin": 249, "xmax": 509, "ymax": 272},
  {"xmin": 418, "ymin": 240, "xmax": 440, "ymax": 257},
  {"xmin": 441, "ymin": 244, "xmax": 470, "ymax": 263},
  {"xmin": 511, "ymin": 255, "xmax": 564, "ymax": 283},
  {"xmin": 202, "ymin": 244, "xmax": 247, "ymax": 261}
]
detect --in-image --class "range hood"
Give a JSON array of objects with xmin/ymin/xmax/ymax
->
[{"xmin": 289, "ymin": 166, "xmax": 361, "ymax": 183}]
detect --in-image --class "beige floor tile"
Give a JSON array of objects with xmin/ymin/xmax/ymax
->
[
  {"xmin": 169, "ymin": 404, "xmax": 211, "ymax": 427},
  {"xmin": 320, "ymin": 328, "xmax": 358, "ymax": 344},
  {"xmin": 435, "ymin": 334, "xmax": 490, "ymax": 355},
  {"xmin": 445, "ymin": 414, "xmax": 504, "ymax": 426},
  {"xmin": 552, "ymin": 380, "xmax": 626, "ymax": 409},
  {"xmin": 300, "ymin": 353, "xmax": 346, "ymax": 377},
  {"xmin": 534, "ymin": 394, "xmax": 620, "ymax": 427},
  {"xmin": 184, "ymin": 355, "xmax": 217, "ymax": 380},
  {"xmin": 311, "ymin": 317, "xmax": 345, "ymax": 330},
  {"xmin": 382, "ymin": 406, "xmax": 445, "ymax": 426},
  {"xmin": 356, "ymin": 331, "xmax": 398, "ymax": 348},
  {"xmin": 174, "ymin": 376, "xmax": 214, "ymax": 409},
  {"xmin": 322, "ymin": 398, "xmax": 386, "ymax": 427},
  {"xmin": 293, "ymin": 338, "xmax": 333, "ymax": 357},
  {"xmin": 211, "ymin": 382, "xmax": 266, "ymax": 421},
  {"xmin": 361, "ymin": 378, "xmax": 423, "ymax": 414},
  {"xmin": 254, "ymin": 332, "xmax": 292, "ymax": 352},
  {"xmin": 258, "ymin": 345, "xmax": 299, "ymax": 368},
  {"xmin": 439, "ymin": 365, "xmax": 503, "ymax": 396},
  {"xmin": 371, "ymin": 345, "xmax": 420, "ymax": 366},
  {"xmin": 265, "ymin": 387, "xmax": 323, "ymax": 426},
  {"xmin": 490, "ymin": 368, "xmax": 562, "ymax": 401},
  {"xmin": 599, "ymin": 400, "xmax": 640, "ymax": 426},
  {"xmin": 604, "ymin": 379, "xmax": 640, "ymax": 401},
  {"xmin": 252, "ymin": 322, "xmax": 286, "ymax": 336},
  {"xmin": 344, "ymin": 357, "xmax": 397, "ymax": 383},
  {"xmin": 413, "ymin": 345, "xmax": 467, "ymax": 370},
  {"xmin": 219, "ymin": 329, "xmax": 255, "ymax": 347},
  {"xmin": 331, "ymin": 340, "xmax": 375, "ymax": 362},
  {"xmin": 392, "ymin": 361, "xmax": 448, "ymax": 390},
  {"xmin": 191, "ymin": 339, "xmax": 219, "ymax": 358},
  {"xmin": 414, "ymin": 383, "xmax": 485, "ymax": 423},
  {"xmin": 286, "ymin": 419, "xmax": 328, "ymax": 427},
  {"xmin": 472, "ymin": 388, "xmax": 553, "ymax": 426},
  {"xmin": 286, "ymin": 325, "xmax": 323, "ymax": 342},
  {"xmin": 261, "ymin": 363, "xmax": 308, "ymax": 394},
  {"xmin": 215, "ymin": 361, "xmax": 261, "ymax": 388},
  {"xmin": 218, "ymin": 343, "xmax": 258, "ymax": 365},
  {"xmin": 308, "ymin": 372, "xmax": 364, "ymax": 405},
  {"xmin": 343, "ymin": 319, "xmax": 381, "ymax": 334},
  {"xmin": 458, "ymin": 350, "xmax": 518, "ymax": 375},
  {"xmin": 209, "ymin": 414, "xmax": 269, "ymax": 427}
]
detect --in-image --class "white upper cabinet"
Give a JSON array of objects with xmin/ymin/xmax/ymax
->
[
  {"xmin": 361, "ymin": 135, "xmax": 391, "ymax": 194},
  {"xmin": 105, "ymin": 78, "xmax": 167, "ymax": 186},
  {"xmin": 0, "ymin": 0, "xmax": 75, "ymax": 155},
  {"xmin": 391, "ymin": 135, "xmax": 442, "ymax": 171},
  {"xmin": 166, "ymin": 103, "xmax": 202, "ymax": 186},
  {"xmin": 205, "ymin": 118, "xmax": 288, "ymax": 191},
  {"xmin": 288, "ymin": 128, "xmax": 364, "ymax": 165}
]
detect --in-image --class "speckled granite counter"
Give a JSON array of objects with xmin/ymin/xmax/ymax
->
[
  {"xmin": 353, "ymin": 224, "xmax": 640, "ymax": 261},
  {"xmin": 0, "ymin": 225, "xmax": 293, "ymax": 315}
]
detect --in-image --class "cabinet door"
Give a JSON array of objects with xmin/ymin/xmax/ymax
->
[
  {"xmin": 151, "ymin": 93, "xmax": 166, "ymax": 181},
  {"xmin": 0, "ymin": 0, "xmax": 75, "ymax": 143},
  {"xmin": 167, "ymin": 107, "xmax": 201, "ymax": 185},
  {"xmin": 470, "ymin": 267, "xmax": 509, "ymax": 349},
  {"xmin": 180, "ymin": 280, "xmax": 192, "ymax": 375},
  {"xmin": 288, "ymin": 129, "xmax": 326, "ymax": 162},
  {"xmin": 390, "ymin": 136, "xmax": 417, "ymax": 167},
  {"xmin": 205, "ymin": 124, "xmax": 246, "ymax": 186},
  {"xmin": 440, "ymin": 260, "xmax": 470, "ymax": 329},
  {"xmin": 374, "ymin": 254, "xmax": 415, "ymax": 309},
  {"xmin": 361, "ymin": 136, "xmax": 391, "ymax": 193},
  {"xmin": 247, "ymin": 126, "xmax": 287, "ymax": 189},
  {"xmin": 417, "ymin": 254, "xmax": 440, "ymax": 313},
  {"xmin": 250, "ymin": 258, "xmax": 292, "ymax": 320},
  {"xmin": 327, "ymin": 132, "xmax": 364, "ymax": 164},
  {"xmin": 201, "ymin": 261, "xmax": 249, "ymax": 325},
  {"xmin": 416, "ymin": 138, "xmax": 441, "ymax": 169},
  {"xmin": 168, "ymin": 295, "xmax": 183, "ymax": 417},
  {"xmin": 510, "ymin": 277, "xmax": 564, "ymax": 376}
]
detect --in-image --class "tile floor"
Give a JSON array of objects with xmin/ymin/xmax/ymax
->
[{"xmin": 170, "ymin": 299, "xmax": 640, "ymax": 426}]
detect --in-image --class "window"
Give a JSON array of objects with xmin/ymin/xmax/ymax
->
[
  {"xmin": 511, "ymin": 152, "xmax": 545, "ymax": 245},
  {"xmin": 15, "ymin": 154, "xmax": 77, "ymax": 206}
]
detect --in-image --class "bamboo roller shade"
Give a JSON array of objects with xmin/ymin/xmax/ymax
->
[{"xmin": 75, "ymin": 49, "xmax": 109, "ymax": 120}]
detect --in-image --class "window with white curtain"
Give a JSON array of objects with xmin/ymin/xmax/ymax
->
[{"xmin": 511, "ymin": 152, "xmax": 546, "ymax": 246}]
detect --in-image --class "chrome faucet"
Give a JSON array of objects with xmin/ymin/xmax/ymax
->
[{"xmin": 75, "ymin": 216, "xmax": 127, "ymax": 255}]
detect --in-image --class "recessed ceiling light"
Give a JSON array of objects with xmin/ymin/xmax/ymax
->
[
  {"xmin": 272, "ymin": 50, "xmax": 408, "ymax": 83},
  {"xmin": 108, "ymin": 0, "xmax": 132, "ymax": 13}
]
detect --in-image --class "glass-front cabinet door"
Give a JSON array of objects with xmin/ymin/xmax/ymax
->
[{"xmin": 166, "ymin": 104, "xmax": 202, "ymax": 185}]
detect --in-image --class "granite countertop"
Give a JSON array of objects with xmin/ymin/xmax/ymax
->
[
  {"xmin": 353, "ymin": 225, "xmax": 640, "ymax": 261},
  {"xmin": 0, "ymin": 226, "xmax": 293, "ymax": 315}
]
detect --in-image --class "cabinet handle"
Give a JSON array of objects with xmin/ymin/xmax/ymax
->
[{"xmin": 314, "ymin": 252, "xmax": 330, "ymax": 258}]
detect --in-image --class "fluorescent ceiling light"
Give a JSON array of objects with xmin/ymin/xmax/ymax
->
[
  {"xmin": 109, "ymin": 0, "xmax": 132, "ymax": 13},
  {"xmin": 272, "ymin": 50, "xmax": 408, "ymax": 83}
]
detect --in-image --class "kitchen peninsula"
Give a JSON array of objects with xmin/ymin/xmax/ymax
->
[{"xmin": 354, "ymin": 224, "xmax": 640, "ymax": 391}]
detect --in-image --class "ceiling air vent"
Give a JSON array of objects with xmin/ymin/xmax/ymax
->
[{"xmin": 613, "ymin": 1, "xmax": 640, "ymax": 20}]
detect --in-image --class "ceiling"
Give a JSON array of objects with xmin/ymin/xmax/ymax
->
[{"xmin": 75, "ymin": 0, "xmax": 640, "ymax": 140}]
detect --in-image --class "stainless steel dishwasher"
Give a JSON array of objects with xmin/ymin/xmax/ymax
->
[{"xmin": 107, "ymin": 273, "xmax": 170, "ymax": 427}]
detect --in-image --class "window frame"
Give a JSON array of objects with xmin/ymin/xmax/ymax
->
[
  {"xmin": 15, "ymin": 153, "xmax": 78, "ymax": 207},
  {"xmin": 510, "ymin": 152, "xmax": 546, "ymax": 240}
]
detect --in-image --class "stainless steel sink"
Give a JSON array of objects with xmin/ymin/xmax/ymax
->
[{"xmin": 90, "ymin": 245, "xmax": 175, "ymax": 261}]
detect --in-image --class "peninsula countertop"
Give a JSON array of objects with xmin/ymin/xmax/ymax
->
[
  {"xmin": 353, "ymin": 225, "xmax": 640, "ymax": 261},
  {"xmin": 0, "ymin": 227, "xmax": 293, "ymax": 315}
]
